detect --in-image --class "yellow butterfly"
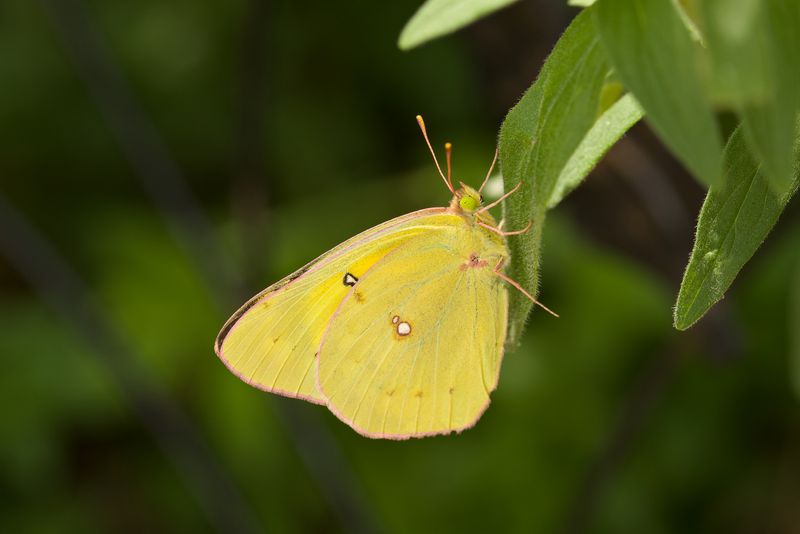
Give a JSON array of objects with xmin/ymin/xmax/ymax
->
[{"xmin": 214, "ymin": 116, "xmax": 556, "ymax": 439}]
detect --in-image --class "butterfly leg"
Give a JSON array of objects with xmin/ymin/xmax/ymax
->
[
  {"xmin": 477, "ymin": 219, "xmax": 532, "ymax": 237},
  {"xmin": 491, "ymin": 257, "xmax": 560, "ymax": 318},
  {"xmin": 476, "ymin": 182, "xmax": 521, "ymax": 214}
]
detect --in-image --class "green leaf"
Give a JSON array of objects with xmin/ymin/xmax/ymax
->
[
  {"xmin": 548, "ymin": 93, "xmax": 643, "ymax": 208},
  {"xmin": 398, "ymin": 0, "xmax": 519, "ymax": 50},
  {"xmin": 674, "ymin": 126, "xmax": 799, "ymax": 330},
  {"xmin": 568, "ymin": 0, "xmax": 596, "ymax": 6},
  {"xmin": 701, "ymin": 0, "xmax": 800, "ymax": 193},
  {"xmin": 500, "ymin": 7, "xmax": 620, "ymax": 345},
  {"xmin": 594, "ymin": 0, "xmax": 723, "ymax": 186}
]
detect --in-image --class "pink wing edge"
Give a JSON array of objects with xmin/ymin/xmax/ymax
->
[{"xmin": 213, "ymin": 207, "xmax": 450, "ymax": 406}]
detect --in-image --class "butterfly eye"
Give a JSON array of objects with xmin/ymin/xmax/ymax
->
[{"xmin": 459, "ymin": 195, "xmax": 479, "ymax": 212}]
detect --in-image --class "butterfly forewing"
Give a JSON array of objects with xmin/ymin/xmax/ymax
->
[{"xmin": 215, "ymin": 209, "xmax": 461, "ymax": 403}]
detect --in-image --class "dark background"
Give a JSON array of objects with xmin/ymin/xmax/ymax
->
[{"xmin": 2, "ymin": 0, "xmax": 799, "ymax": 532}]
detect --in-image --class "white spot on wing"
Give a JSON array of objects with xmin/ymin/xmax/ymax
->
[{"xmin": 397, "ymin": 322, "xmax": 411, "ymax": 336}]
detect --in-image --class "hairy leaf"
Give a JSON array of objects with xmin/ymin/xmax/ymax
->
[
  {"xmin": 499, "ymin": 8, "xmax": 632, "ymax": 345},
  {"xmin": 674, "ymin": 127, "xmax": 799, "ymax": 330}
]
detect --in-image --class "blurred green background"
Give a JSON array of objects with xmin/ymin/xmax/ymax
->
[{"xmin": 2, "ymin": 0, "xmax": 800, "ymax": 532}]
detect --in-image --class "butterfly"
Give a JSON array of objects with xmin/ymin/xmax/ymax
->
[{"xmin": 214, "ymin": 116, "xmax": 556, "ymax": 439}]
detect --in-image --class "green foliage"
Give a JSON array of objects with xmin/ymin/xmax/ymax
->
[
  {"xmin": 398, "ymin": 0, "xmax": 519, "ymax": 50},
  {"xmin": 701, "ymin": 0, "xmax": 800, "ymax": 193},
  {"xmin": 498, "ymin": 8, "xmax": 642, "ymax": 345},
  {"xmin": 594, "ymin": 0, "xmax": 723, "ymax": 187},
  {"xmin": 675, "ymin": 127, "xmax": 799, "ymax": 329}
]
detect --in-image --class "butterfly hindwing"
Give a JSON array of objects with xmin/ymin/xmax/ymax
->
[
  {"xmin": 214, "ymin": 209, "xmax": 463, "ymax": 403},
  {"xmin": 317, "ymin": 221, "xmax": 508, "ymax": 438}
]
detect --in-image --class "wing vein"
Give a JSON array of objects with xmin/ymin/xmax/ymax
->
[{"xmin": 267, "ymin": 281, "xmax": 343, "ymax": 388}]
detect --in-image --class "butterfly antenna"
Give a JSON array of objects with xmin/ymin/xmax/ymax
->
[
  {"xmin": 478, "ymin": 149, "xmax": 499, "ymax": 193},
  {"xmin": 493, "ymin": 258, "xmax": 559, "ymax": 318},
  {"xmin": 416, "ymin": 115, "xmax": 455, "ymax": 194},
  {"xmin": 445, "ymin": 142, "xmax": 453, "ymax": 187}
]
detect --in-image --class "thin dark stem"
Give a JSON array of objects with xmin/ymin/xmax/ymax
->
[
  {"xmin": 278, "ymin": 401, "xmax": 383, "ymax": 534},
  {"xmin": 233, "ymin": 0, "xmax": 271, "ymax": 295},
  {"xmin": 40, "ymin": 0, "xmax": 238, "ymax": 307},
  {"xmin": 559, "ymin": 345, "xmax": 680, "ymax": 534},
  {"xmin": 605, "ymin": 137, "xmax": 691, "ymax": 243},
  {"xmin": 0, "ymin": 194, "xmax": 261, "ymax": 534}
]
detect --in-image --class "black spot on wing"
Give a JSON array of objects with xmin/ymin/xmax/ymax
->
[{"xmin": 343, "ymin": 272, "xmax": 359, "ymax": 287}]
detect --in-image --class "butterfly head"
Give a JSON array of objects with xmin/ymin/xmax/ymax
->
[
  {"xmin": 414, "ymin": 114, "xmax": 499, "ymax": 218},
  {"xmin": 455, "ymin": 183, "xmax": 483, "ymax": 213}
]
